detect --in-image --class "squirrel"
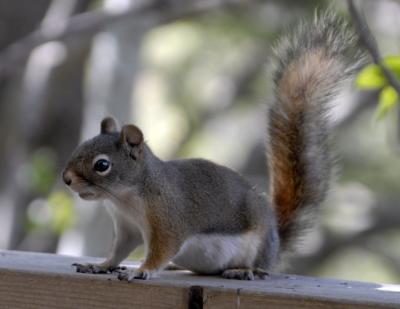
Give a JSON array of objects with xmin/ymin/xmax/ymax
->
[{"xmin": 63, "ymin": 12, "xmax": 364, "ymax": 281}]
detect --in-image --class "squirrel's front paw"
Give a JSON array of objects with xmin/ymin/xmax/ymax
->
[
  {"xmin": 118, "ymin": 268, "xmax": 154, "ymax": 281},
  {"xmin": 72, "ymin": 263, "xmax": 125, "ymax": 274}
]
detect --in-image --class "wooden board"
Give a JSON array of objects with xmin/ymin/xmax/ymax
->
[{"xmin": 0, "ymin": 250, "xmax": 399, "ymax": 308}]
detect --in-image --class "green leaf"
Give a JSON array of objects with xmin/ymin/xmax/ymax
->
[
  {"xmin": 356, "ymin": 64, "xmax": 386, "ymax": 89},
  {"xmin": 48, "ymin": 191, "xmax": 75, "ymax": 234},
  {"xmin": 383, "ymin": 55, "xmax": 400, "ymax": 78},
  {"xmin": 375, "ymin": 86, "xmax": 399, "ymax": 119},
  {"xmin": 30, "ymin": 149, "xmax": 56, "ymax": 194}
]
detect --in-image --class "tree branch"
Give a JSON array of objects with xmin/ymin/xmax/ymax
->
[
  {"xmin": 347, "ymin": 0, "xmax": 400, "ymax": 95},
  {"xmin": 0, "ymin": 0, "xmax": 246, "ymax": 78}
]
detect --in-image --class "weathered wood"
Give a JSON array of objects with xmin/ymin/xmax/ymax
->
[{"xmin": 0, "ymin": 250, "xmax": 399, "ymax": 309}]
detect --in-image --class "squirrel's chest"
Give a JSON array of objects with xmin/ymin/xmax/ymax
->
[
  {"xmin": 172, "ymin": 232, "xmax": 261, "ymax": 275},
  {"xmin": 108, "ymin": 192, "xmax": 149, "ymax": 235}
]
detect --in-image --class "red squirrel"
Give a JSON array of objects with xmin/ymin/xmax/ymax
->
[{"xmin": 63, "ymin": 12, "xmax": 364, "ymax": 280}]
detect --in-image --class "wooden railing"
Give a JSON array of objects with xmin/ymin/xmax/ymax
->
[{"xmin": 0, "ymin": 250, "xmax": 399, "ymax": 308}]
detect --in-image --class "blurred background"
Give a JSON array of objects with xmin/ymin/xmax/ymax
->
[{"xmin": 0, "ymin": 0, "xmax": 399, "ymax": 284}]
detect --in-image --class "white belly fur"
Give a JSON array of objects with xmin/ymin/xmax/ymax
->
[{"xmin": 172, "ymin": 231, "xmax": 261, "ymax": 274}]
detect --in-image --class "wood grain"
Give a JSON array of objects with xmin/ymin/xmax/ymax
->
[{"xmin": 0, "ymin": 250, "xmax": 399, "ymax": 308}]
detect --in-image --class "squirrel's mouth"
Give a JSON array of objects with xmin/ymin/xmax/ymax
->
[
  {"xmin": 64, "ymin": 172, "xmax": 100, "ymax": 200},
  {"xmin": 78, "ymin": 191, "xmax": 98, "ymax": 200},
  {"xmin": 69, "ymin": 184, "xmax": 100, "ymax": 200},
  {"xmin": 63, "ymin": 169, "xmax": 105, "ymax": 201}
]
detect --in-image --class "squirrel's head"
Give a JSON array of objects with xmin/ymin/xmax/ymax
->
[{"xmin": 63, "ymin": 117, "xmax": 145, "ymax": 201}]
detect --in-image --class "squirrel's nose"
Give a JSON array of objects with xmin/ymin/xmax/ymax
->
[{"xmin": 63, "ymin": 171, "xmax": 72, "ymax": 186}]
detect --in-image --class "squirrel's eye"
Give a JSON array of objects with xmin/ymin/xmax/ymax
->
[
  {"xmin": 93, "ymin": 159, "xmax": 110, "ymax": 175},
  {"xmin": 92, "ymin": 154, "xmax": 111, "ymax": 176}
]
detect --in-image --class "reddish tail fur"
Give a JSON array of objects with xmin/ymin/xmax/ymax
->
[{"xmin": 268, "ymin": 12, "xmax": 365, "ymax": 250}]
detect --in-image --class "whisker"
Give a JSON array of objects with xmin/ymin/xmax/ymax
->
[{"xmin": 71, "ymin": 173, "xmax": 136, "ymax": 206}]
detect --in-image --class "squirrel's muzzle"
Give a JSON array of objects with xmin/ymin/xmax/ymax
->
[{"xmin": 63, "ymin": 170, "xmax": 72, "ymax": 186}]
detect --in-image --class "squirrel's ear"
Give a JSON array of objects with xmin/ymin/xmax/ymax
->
[
  {"xmin": 120, "ymin": 125, "xmax": 144, "ymax": 160},
  {"xmin": 101, "ymin": 117, "xmax": 118, "ymax": 134},
  {"xmin": 120, "ymin": 125, "xmax": 143, "ymax": 146}
]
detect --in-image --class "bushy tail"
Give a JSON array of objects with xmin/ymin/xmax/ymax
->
[{"xmin": 268, "ymin": 12, "xmax": 364, "ymax": 251}]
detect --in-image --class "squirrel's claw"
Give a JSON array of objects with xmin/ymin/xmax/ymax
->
[
  {"xmin": 221, "ymin": 268, "xmax": 269, "ymax": 280},
  {"xmin": 253, "ymin": 268, "xmax": 269, "ymax": 279},
  {"xmin": 117, "ymin": 270, "xmax": 129, "ymax": 281},
  {"xmin": 72, "ymin": 262, "xmax": 107, "ymax": 274},
  {"xmin": 72, "ymin": 262, "xmax": 125, "ymax": 274},
  {"xmin": 117, "ymin": 268, "xmax": 153, "ymax": 281},
  {"xmin": 222, "ymin": 269, "xmax": 255, "ymax": 280}
]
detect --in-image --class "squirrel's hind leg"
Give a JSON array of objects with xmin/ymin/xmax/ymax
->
[
  {"xmin": 222, "ymin": 268, "xmax": 255, "ymax": 280},
  {"xmin": 221, "ymin": 268, "xmax": 269, "ymax": 280}
]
